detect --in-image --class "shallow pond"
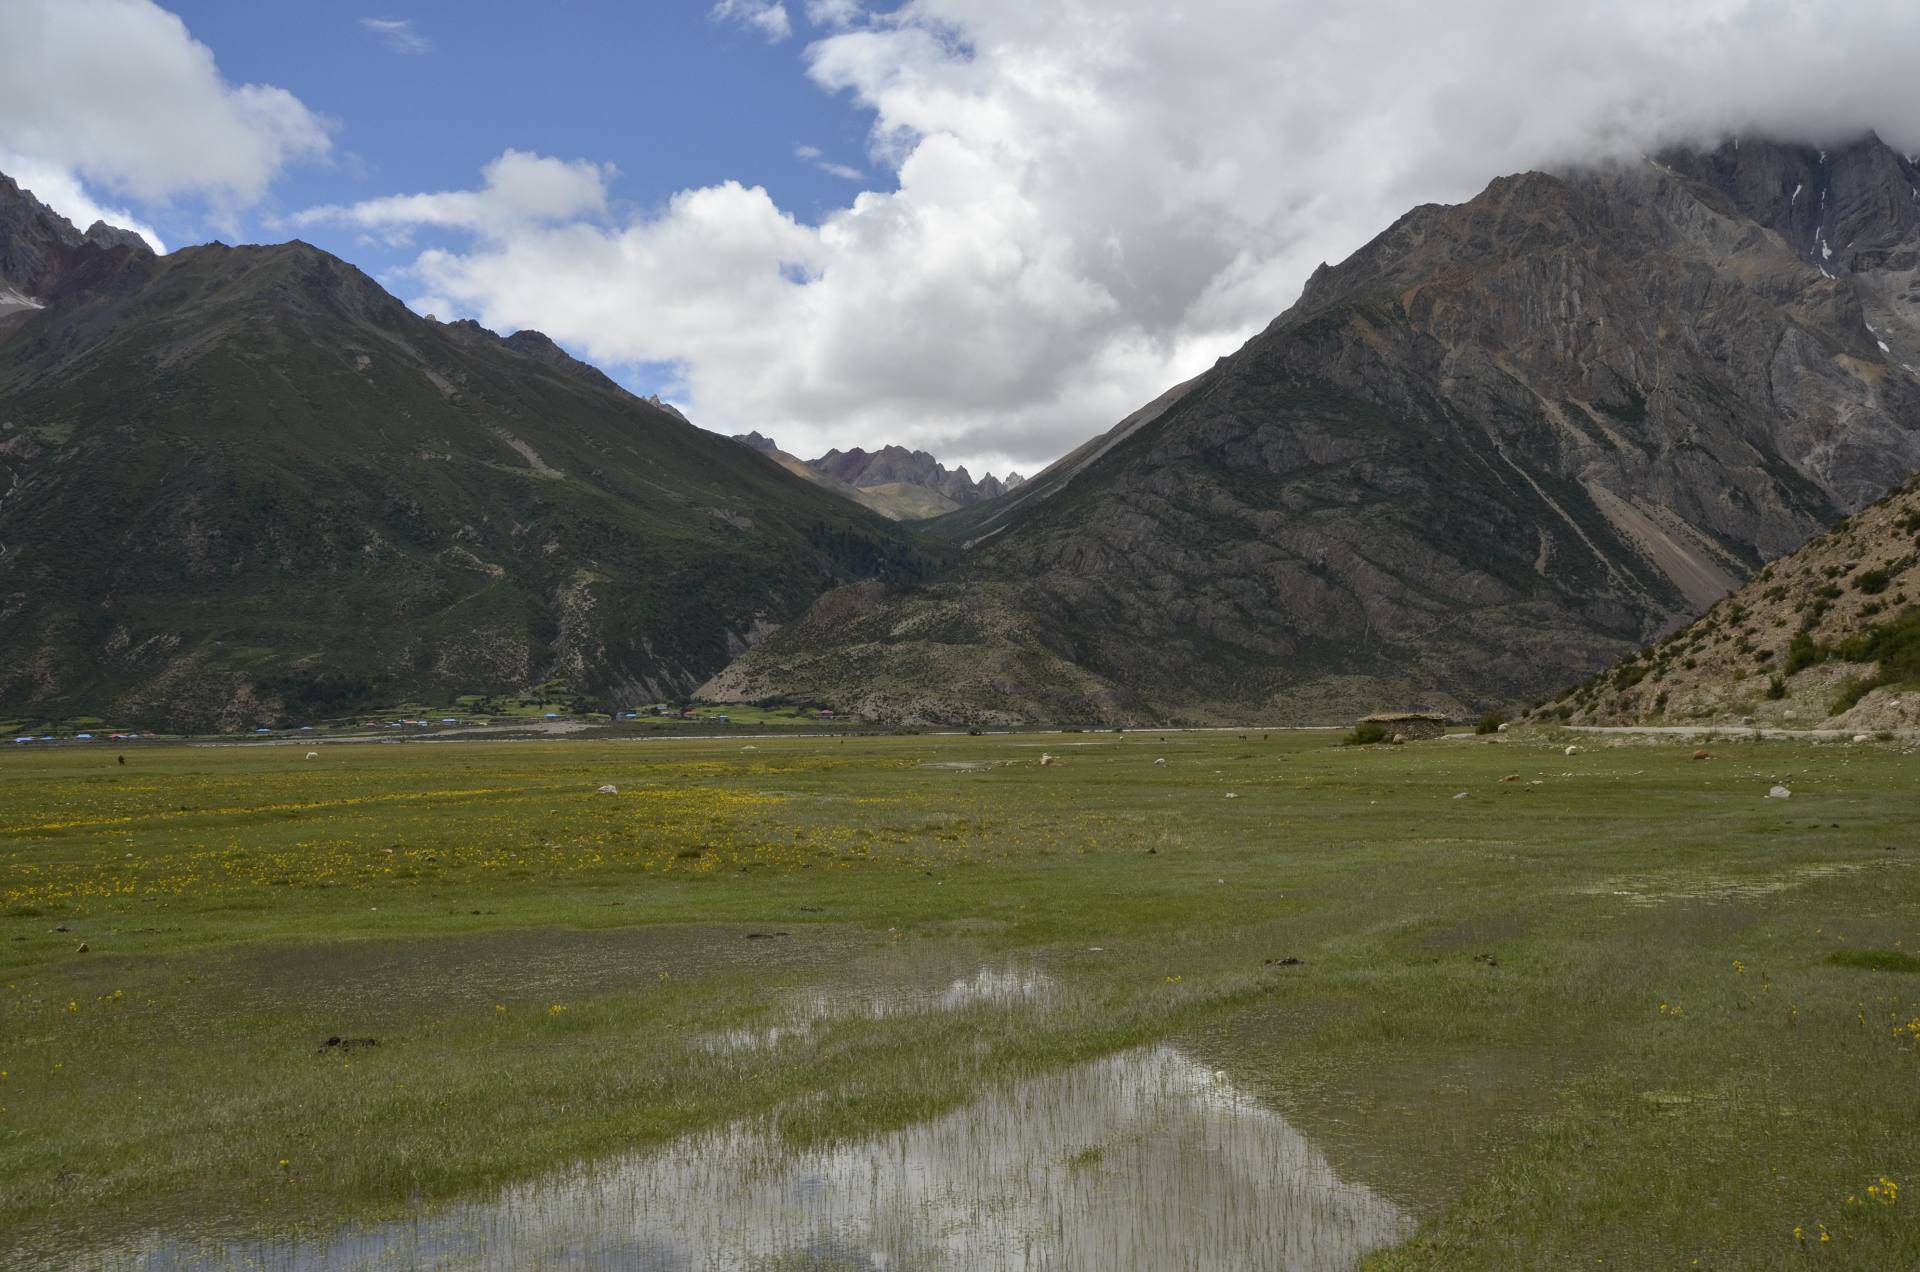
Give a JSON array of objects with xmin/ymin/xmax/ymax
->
[{"xmin": 102, "ymin": 1043, "xmax": 1410, "ymax": 1270}]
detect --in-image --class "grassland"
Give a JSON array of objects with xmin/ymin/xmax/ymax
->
[{"xmin": 2, "ymin": 728, "xmax": 1916, "ymax": 1267}]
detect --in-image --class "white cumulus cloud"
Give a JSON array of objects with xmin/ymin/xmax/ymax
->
[
  {"xmin": 0, "ymin": 0, "xmax": 329, "ymax": 238},
  {"xmin": 298, "ymin": 0, "xmax": 1920, "ymax": 475},
  {"xmin": 711, "ymin": 0, "xmax": 792, "ymax": 43},
  {"xmin": 804, "ymin": 0, "xmax": 864, "ymax": 28},
  {"xmin": 296, "ymin": 150, "xmax": 614, "ymax": 235}
]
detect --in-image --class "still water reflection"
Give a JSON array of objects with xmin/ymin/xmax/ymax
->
[{"xmin": 121, "ymin": 1044, "xmax": 1409, "ymax": 1270}]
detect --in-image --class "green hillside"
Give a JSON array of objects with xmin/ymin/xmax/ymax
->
[{"xmin": 0, "ymin": 225, "xmax": 944, "ymax": 729}]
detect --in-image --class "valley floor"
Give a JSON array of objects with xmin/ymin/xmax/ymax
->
[{"xmin": 1, "ymin": 729, "xmax": 1915, "ymax": 1268}]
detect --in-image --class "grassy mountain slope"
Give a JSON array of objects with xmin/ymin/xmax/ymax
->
[
  {"xmin": 1543, "ymin": 472, "xmax": 1920, "ymax": 730},
  {"xmin": 703, "ymin": 137, "xmax": 1920, "ymax": 726},
  {"xmin": 0, "ymin": 213, "xmax": 943, "ymax": 729}
]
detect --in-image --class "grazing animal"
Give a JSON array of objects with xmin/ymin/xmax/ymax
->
[
  {"xmin": 306, "ymin": 751, "xmax": 318, "ymax": 760},
  {"xmin": 1039, "ymin": 754, "xmax": 1056, "ymax": 766}
]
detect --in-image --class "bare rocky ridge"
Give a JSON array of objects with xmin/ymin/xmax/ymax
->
[
  {"xmin": 808, "ymin": 445, "xmax": 1025, "ymax": 507},
  {"xmin": 702, "ymin": 136, "xmax": 1920, "ymax": 725},
  {"xmin": 731, "ymin": 433, "xmax": 1024, "ymax": 522},
  {"xmin": 0, "ymin": 173, "xmax": 154, "ymax": 324}
]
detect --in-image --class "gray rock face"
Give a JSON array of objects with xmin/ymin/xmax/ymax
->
[
  {"xmin": 0, "ymin": 174, "xmax": 151, "ymax": 303},
  {"xmin": 808, "ymin": 445, "xmax": 1025, "ymax": 506},
  {"xmin": 702, "ymin": 137, "xmax": 1920, "ymax": 725}
]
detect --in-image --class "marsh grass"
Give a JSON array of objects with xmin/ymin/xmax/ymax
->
[
  {"xmin": 1828, "ymin": 947, "xmax": 1920, "ymax": 974},
  {"xmin": 2, "ymin": 730, "xmax": 1917, "ymax": 1267}
]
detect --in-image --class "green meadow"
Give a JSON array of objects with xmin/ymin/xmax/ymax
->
[{"xmin": 1, "ymin": 729, "xmax": 1915, "ymax": 1268}]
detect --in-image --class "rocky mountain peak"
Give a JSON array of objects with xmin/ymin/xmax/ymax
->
[
  {"xmin": 808, "ymin": 444, "xmax": 1022, "ymax": 506},
  {"xmin": 703, "ymin": 134, "xmax": 1920, "ymax": 725},
  {"xmin": 1, "ymin": 172, "xmax": 132, "ymax": 302},
  {"xmin": 83, "ymin": 220, "xmax": 155, "ymax": 257},
  {"xmin": 1656, "ymin": 133, "xmax": 1920, "ymax": 275}
]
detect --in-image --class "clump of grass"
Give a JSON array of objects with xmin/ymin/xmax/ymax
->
[
  {"xmin": 1785, "ymin": 631, "xmax": 1825, "ymax": 674},
  {"xmin": 1827, "ymin": 949, "xmax": 1920, "ymax": 974},
  {"xmin": 1474, "ymin": 712, "xmax": 1508, "ymax": 735},
  {"xmin": 1830, "ymin": 676, "xmax": 1875, "ymax": 715},
  {"xmin": 1341, "ymin": 722, "xmax": 1390, "ymax": 746}
]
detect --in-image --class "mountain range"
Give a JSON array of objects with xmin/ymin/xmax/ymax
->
[
  {"xmin": 8, "ymin": 135, "xmax": 1920, "ymax": 732},
  {"xmin": 0, "ymin": 173, "xmax": 942, "ymax": 730},
  {"xmin": 732, "ymin": 432, "xmax": 1024, "ymax": 521},
  {"xmin": 700, "ymin": 136, "xmax": 1920, "ymax": 725}
]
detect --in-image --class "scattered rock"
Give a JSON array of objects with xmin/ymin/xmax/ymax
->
[
  {"xmin": 75, "ymin": 941, "xmax": 89, "ymax": 954},
  {"xmin": 1474, "ymin": 953, "xmax": 1499, "ymax": 967},
  {"xmin": 1451, "ymin": 791, "xmax": 1469, "ymax": 800},
  {"xmin": 1154, "ymin": 757, "xmax": 1167, "ymax": 766},
  {"xmin": 1563, "ymin": 745, "xmax": 1579, "ymax": 757},
  {"xmin": 1391, "ymin": 732, "xmax": 1408, "ymax": 744},
  {"xmin": 1768, "ymin": 785, "xmax": 1792, "ymax": 799},
  {"xmin": 1852, "ymin": 734, "xmax": 1870, "ymax": 744},
  {"xmin": 596, "ymin": 784, "xmax": 618, "ymax": 795},
  {"xmin": 1039, "ymin": 753, "xmax": 1056, "ymax": 766},
  {"xmin": 1224, "ymin": 792, "xmax": 1238, "ymax": 799}
]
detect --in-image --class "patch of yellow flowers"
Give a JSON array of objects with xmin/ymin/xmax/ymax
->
[{"xmin": 1797, "ymin": 1176, "xmax": 1899, "ymax": 1247}]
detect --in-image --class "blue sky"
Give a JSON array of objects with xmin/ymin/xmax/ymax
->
[
  {"xmin": 7, "ymin": 1, "xmax": 1920, "ymax": 473},
  {"xmin": 134, "ymin": 2, "xmax": 889, "ymax": 410},
  {"xmin": 163, "ymin": 4, "xmax": 879, "ymax": 301}
]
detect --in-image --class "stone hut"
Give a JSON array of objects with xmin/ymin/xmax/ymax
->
[{"xmin": 1359, "ymin": 711, "xmax": 1450, "ymax": 741}]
